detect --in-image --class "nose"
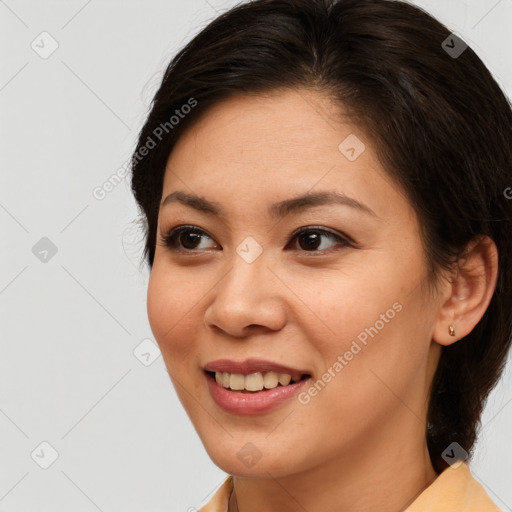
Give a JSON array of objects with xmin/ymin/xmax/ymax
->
[{"xmin": 203, "ymin": 251, "xmax": 287, "ymax": 338}]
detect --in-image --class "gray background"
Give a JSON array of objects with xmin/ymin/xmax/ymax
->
[{"xmin": 0, "ymin": 0, "xmax": 511, "ymax": 510}]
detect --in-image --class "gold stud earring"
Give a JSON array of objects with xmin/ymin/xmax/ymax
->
[{"xmin": 448, "ymin": 325, "xmax": 456, "ymax": 337}]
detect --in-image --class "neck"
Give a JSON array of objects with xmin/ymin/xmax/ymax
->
[{"xmin": 229, "ymin": 412, "xmax": 439, "ymax": 512}]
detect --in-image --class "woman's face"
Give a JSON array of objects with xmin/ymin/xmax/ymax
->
[{"xmin": 147, "ymin": 88, "xmax": 444, "ymax": 477}]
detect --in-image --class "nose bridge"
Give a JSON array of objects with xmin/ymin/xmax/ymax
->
[
  {"xmin": 220, "ymin": 232, "xmax": 269, "ymax": 292},
  {"xmin": 204, "ymin": 241, "xmax": 286, "ymax": 335},
  {"xmin": 220, "ymin": 243, "xmax": 271, "ymax": 305}
]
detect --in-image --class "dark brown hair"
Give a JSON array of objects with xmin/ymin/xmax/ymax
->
[{"xmin": 130, "ymin": 0, "xmax": 512, "ymax": 472}]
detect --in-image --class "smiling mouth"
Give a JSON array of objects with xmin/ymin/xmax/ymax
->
[{"xmin": 205, "ymin": 370, "xmax": 311, "ymax": 393}]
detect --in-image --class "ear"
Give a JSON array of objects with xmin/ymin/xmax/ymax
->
[{"xmin": 432, "ymin": 235, "xmax": 498, "ymax": 346}]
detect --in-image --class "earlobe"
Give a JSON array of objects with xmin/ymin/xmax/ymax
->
[{"xmin": 432, "ymin": 235, "xmax": 498, "ymax": 347}]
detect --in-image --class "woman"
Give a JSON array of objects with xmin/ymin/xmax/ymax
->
[{"xmin": 130, "ymin": 0, "xmax": 512, "ymax": 510}]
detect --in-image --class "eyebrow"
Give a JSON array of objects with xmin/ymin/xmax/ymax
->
[{"xmin": 160, "ymin": 190, "xmax": 378, "ymax": 219}]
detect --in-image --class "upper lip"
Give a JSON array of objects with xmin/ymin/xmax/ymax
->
[{"xmin": 203, "ymin": 358, "xmax": 310, "ymax": 376}]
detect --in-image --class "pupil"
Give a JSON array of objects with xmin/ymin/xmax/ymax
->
[
  {"xmin": 300, "ymin": 232, "xmax": 320, "ymax": 250},
  {"xmin": 182, "ymin": 232, "xmax": 201, "ymax": 249}
]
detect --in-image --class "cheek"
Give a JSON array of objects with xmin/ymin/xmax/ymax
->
[
  {"xmin": 146, "ymin": 269, "xmax": 168, "ymax": 344},
  {"xmin": 307, "ymin": 281, "xmax": 433, "ymax": 425},
  {"xmin": 294, "ymin": 249, "xmax": 431, "ymax": 385},
  {"xmin": 146, "ymin": 266, "xmax": 200, "ymax": 367},
  {"xmin": 289, "ymin": 263, "xmax": 401, "ymax": 351}
]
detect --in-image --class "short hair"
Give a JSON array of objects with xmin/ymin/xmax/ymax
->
[{"xmin": 130, "ymin": 0, "xmax": 512, "ymax": 472}]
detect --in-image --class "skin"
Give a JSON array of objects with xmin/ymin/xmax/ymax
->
[{"xmin": 147, "ymin": 88, "xmax": 498, "ymax": 512}]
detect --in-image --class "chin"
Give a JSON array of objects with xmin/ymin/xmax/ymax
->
[{"xmin": 201, "ymin": 437, "xmax": 301, "ymax": 478}]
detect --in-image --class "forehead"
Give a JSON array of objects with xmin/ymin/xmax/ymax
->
[
  {"xmin": 170, "ymin": 89, "xmax": 346, "ymax": 161},
  {"xmin": 161, "ymin": 88, "xmax": 409, "ymax": 222}
]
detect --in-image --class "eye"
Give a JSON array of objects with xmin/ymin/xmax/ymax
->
[
  {"xmin": 160, "ymin": 225, "xmax": 353, "ymax": 254},
  {"xmin": 287, "ymin": 226, "xmax": 353, "ymax": 252},
  {"xmin": 160, "ymin": 225, "xmax": 218, "ymax": 252}
]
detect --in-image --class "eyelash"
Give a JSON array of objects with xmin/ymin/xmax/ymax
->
[{"xmin": 159, "ymin": 225, "xmax": 354, "ymax": 254}]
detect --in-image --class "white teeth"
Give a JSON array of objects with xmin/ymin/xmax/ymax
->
[
  {"xmin": 245, "ymin": 372, "xmax": 264, "ymax": 391},
  {"xmin": 278, "ymin": 373, "xmax": 291, "ymax": 386},
  {"xmin": 263, "ymin": 371, "xmax": 279, "ymax": 389},
  {"xmin": 229, "ymin": 373, "xmax": 245, "ymax": 391},
  {"xmin": 213, "ymin": 371, "xmax": 305, "ymax": 391}
]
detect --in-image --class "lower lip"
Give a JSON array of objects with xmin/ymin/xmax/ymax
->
[{"xmin": 205, "ymin": 372, "xmax": 310, "ymax": 415}]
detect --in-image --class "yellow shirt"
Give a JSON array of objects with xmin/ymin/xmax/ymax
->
[{"xmin": 199, "ymin": 463, "xmax": 502, "ymax": 511}]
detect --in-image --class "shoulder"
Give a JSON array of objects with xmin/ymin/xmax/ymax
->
[
  {"xmin": 197, "ymin": 466, "xmax": 502, "ymax": 512},
  {"xmin": 199, "ymin": 476, "xmax": 233, "ymax": 512},
  {"xmin": 406, "ymin": 462, "xmax": 502, "ymax": 512}
]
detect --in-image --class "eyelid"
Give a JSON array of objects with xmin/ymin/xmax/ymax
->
[
  {"xmin": 159, "ymin": 225, "xmax": 219, "ymax": 252},
  {"xmin": 159, "ymin": 224, "xmax": 355, "ymax": 253},
  {"xmin": 289, "ymin": 225, "xmax": 356, "ymax": 247}
]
